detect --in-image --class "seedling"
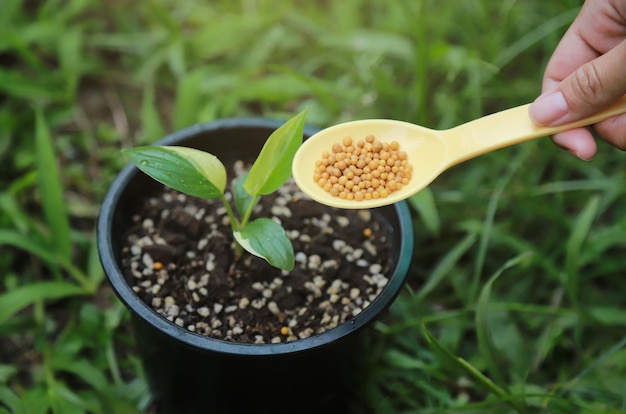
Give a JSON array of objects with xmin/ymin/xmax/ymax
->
[{"xmin": 123, "ymin": 110, "xmax": 307, "ymax": 271}]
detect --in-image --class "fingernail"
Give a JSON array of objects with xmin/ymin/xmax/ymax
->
[
  {"xmin": 573, "ymin": 150, "xmax": 593, "ymax": 161},
  {"xmin": 529, "ymin": 90, "xmax": 568, "ymax": 125}
]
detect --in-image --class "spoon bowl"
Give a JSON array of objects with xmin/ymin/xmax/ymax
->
[{"xmin": 293, "ymin": 97, "xmax": 626, "ymax": 209}]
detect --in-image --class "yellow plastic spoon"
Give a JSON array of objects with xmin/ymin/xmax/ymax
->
[{"xmin": 292, "ymin": 96, "xmax": 626, "ymax": 209}]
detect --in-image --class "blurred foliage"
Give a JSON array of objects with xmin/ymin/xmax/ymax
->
[{"xmin": 2, "ymin": 0, "xmax": 626, "ymax": 412}]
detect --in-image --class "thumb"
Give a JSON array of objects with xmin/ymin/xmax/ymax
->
[{"xmin": 529, "ymin": 39, "xmax": 626, "ymax": 126}]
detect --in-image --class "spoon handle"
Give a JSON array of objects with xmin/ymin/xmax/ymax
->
[{"xmin": 444, "ymin": 95, "xmax": 626, "ymax": 165}]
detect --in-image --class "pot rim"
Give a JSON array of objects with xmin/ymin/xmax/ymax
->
[{"xmin": 97, "ymin": 117, "xmax": 414, "ymax": 356}]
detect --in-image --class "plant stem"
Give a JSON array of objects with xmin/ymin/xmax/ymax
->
[
  {"xmin": 240, "ymin": 195, "xmax": 260, "ymax": 228},
  {"xmin": 219, "ymin": 195, "xmax": 243, "ymax": 257},
  {"xmin": 220, "ymin": 195, "xmax": 240, "ymax": 229}
]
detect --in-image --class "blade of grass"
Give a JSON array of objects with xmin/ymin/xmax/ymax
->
[
  {"xmin": 139, "ymin": 84, "xmax": 166, "ymax": 144},
  {"xmin": 422, "ymin": 323, "xmax": 534, "ymax": 413},
  {"xmin": 415, "ymin": 232, "xmax": 477, "ymax": 302},
  {"xmin": 86, "ymin": 235, "xmax": 105, "ymax": 287},
  {"xmin": 241, "ymin": 25, "xmax": 287, "ymax": 68},
  {"xmin": 420, "ymin": 323, "xmax": 510, "ymax": 400},
  {"xmin": 588, "ymin": 307, "xmax": 626, "ymax": 326},
  {"xmin": 1, "ymin": 29, "xmax": 47, "ymax": 73},
  {"xmin": 470, "ymin": 147, "xmax": 530, "ymax": 302},
  {"xmin": 50, "ymin": 381, "xmax": 100, "ymax": 414},
  {"xmin": 234, "ymin": 73, "xmax": 312, "ymax": 103},
  {"xmin": 52, "ymin": 359, "xmax": 109, "ymax": 392},
  {"xmin": 166, "ymin": 39, "xmax": 186, "ymax": 78},
  {"xmin": 558, "ymin": 336, "xmax": 626, "ymax": 400},
  {"xmin": 0, "ymin": 386, "xmax": 21, "ymax": 413},
  {"xmin": 172, "ymin": 70, "xmax": 204, "ymax": 130},
  {"xmin": 57, "ymin": 28, "xmax": 82, "ymax": 98},
  {"xmin": 493, "ymin": 8, "xmax": 578, "ymax": 68},
  {"xmin": 529, "ymin": 289, "xmax": 576, "ymax": 372},
  {"xmin": 580, "ymin": 218, "xmax": 626, "ymax": 268},
  {"xmin": 475, "ymin": 252, "xmax": 534, "ymax": 402},
  {"xmin": 145, "ymin": 0, "xmax": 178, "ymax": 32},
  {"xmin": 0, "ymin": 0, "xmax": 20, "ymax": 26},
  {"xmin": 14, "ymin": 385, "xmax": 51, "ymax": 414},
  {"xmin": 408, "ymin": 187, "xmax": 441, "ymax": 237},
  {"xmin": 0, "ymin": 230, "xmax": 92, "ymax": 290},
  {"xmin": 103, "ymin": 304, "xmax": 127, "ymax": 386},
  {"xmin": 318, "ymin": 29, "xmax": 414, "ymax": 62},
  {"xmin": 0, "ymin": 281, "xmax": 86, "ymax": 324},
  {"xmin": 0, "ymin": 229, "xmax": 66, "ymax": 266},
  {"xmin": 400, "ymin": 1, "xmax": 428, "ymax": 125},
  {"xmin": 0, "ymin": 365, "xmax": 17, "ymax": 383},
  {"xmin": 35, "ymin": 109, "xmax": 72, "ymax": 262},
  {"xmin": 270, "ymin": 64, "xmax": 339, "ymax": 114},
  {"xmin": 0, "ymin": 193, "xmax": 39, "ymax": 234},
  {"xmin": 88, "ymin": 31, "xmax": 167, "ymax": 54},
  {"xmin": 564, "ymin": 195, "xmax": 599, "ymax": 307},
  {"xmin": 535, "ymin": 176, "xmax": 626, "ymax": 195},
  {"xmin": 0, "ymin": 68, "xmax": 66, "ymax": 101}
]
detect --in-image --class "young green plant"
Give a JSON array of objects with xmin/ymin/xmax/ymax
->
[{"xmin": 122, "ymin": 111, "xmax": 307, "ymax": 271}]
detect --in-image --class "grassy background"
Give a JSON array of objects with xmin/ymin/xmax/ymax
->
[{"xmin": 2, "ymin": 0, "xmax": 626, "ymax": 412}]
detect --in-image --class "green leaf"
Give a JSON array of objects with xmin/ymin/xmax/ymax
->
[
  {"xmin": 233, "ymin": 172, "xmax": 256, "ymax": 218},
  {"xmin": 35, "ymin": 109, "xmax": 72, "ymax": 261},
  {"xmin": 408, "ymin": 187, "xmax": 440, "ymax": 237},
  {"xmin": 244, "ymin": 110, "xmax": 306, "ymax": 196},
  {"xmin": 123, "ymin": 146, "xmax": 226, "ymax": 199},
  {"xmin": 0, "ymin": 281, "xmax": 86, "ymax": 325},
  {"xmin": 233, "ymin": 218, "xmax": 294, "ymax": 271}
]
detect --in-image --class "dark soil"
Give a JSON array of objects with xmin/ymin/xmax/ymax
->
[{"xmin": 120, "ymin": 162, "xmax": 394, "ymax": 344}]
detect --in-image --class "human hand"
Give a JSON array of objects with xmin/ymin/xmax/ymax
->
[{"xmin": 528, "ymin": 0, "xmax": 626, "ymax": 160}]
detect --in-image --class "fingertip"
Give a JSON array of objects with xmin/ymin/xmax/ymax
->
[{"xmin": 552, "ymin": 129, "xmax": 597, "ymax": 161}]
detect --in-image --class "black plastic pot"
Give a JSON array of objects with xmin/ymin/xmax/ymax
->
[{"xmin": 97, "ymin": 118, "xmax": 414, "ymax": 414}]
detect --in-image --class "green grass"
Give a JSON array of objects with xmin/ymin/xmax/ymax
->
[{"xmin": 2, "ymin": 0, "xmax": 626, "ymax": 412}]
